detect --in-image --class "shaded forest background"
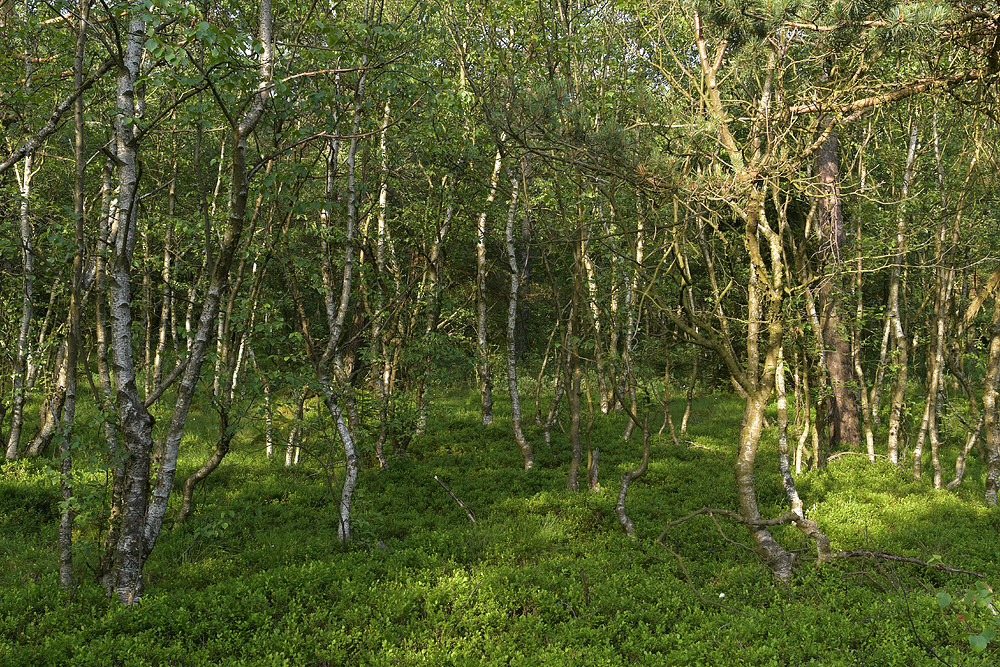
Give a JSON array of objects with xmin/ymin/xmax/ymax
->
[{"xmin": 2, "ymin": 0, "xmax": 1000, "ymax": 651}]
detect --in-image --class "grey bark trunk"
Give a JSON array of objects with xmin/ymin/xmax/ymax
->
[
  {"xmin": 6, "ymin": 147, "xmax": 35, "ymax": 460},
  {"xmin": 103, "ymin": 15, "xmax": 156, "ymax": 604},
  {"xmin": 886, "ymin": 122, "xmax": 919, "ymax": 464},
  {"xmin": 476, "ymin": 147, "xmax": 503, "ymax": 426},
  {"xmin": 503, "ymin": 172, "xmax": 533, "ymax": 470}
]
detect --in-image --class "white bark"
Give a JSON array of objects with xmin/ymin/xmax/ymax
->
[
  {"xmin": 476, "ymin": 146, "xmax": 503, "ymax": 426},
  {"xmin": 503, "ymin": 173, "xmax": 532, "ymax": 470}
]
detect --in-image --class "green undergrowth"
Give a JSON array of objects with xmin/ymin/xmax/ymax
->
[{"xmin": 2, "ymin": 391, "xmax": 999, "ymax": 665}]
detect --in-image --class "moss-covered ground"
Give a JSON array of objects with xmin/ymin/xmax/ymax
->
[{"xmin": 2, "ymin": 390, "xmax": 999, "ymax": 665}]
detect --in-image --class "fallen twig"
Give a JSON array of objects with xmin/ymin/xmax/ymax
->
[
  {"xmin": 434, "ymin": 475, "xmax": 476, "ymax": 523},
  {"xmin": 657, "ymin": 506, "xmax": 802, "ymax": 545},
  {"xmin": 831, "ymin": 549, "xmax": 984, "ymax": 578}
]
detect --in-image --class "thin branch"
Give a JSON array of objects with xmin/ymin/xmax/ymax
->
[{"xmin": 434, "ymin": 475, "xmax": 476, "ymax": 523}]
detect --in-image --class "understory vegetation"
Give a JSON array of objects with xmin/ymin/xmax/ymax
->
[{"xmin": 3, "ymin": 389, "xmax": 999, "ymax": 665}]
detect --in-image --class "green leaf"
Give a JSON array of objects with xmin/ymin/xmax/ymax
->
[
  {"xmin": 936, "ymin": 592, "xmax": 952, "ymax": 608},
  {"xmin": 970, "ymin": 634, "xmax": 991, "ymax": 653}
]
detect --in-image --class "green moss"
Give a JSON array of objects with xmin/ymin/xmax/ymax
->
[{"xmin": 1, "ymin": 390, "xmax": 995, "ymax": 665}]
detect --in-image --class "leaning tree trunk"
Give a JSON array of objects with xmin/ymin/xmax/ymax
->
[{"xmin": 142, "ymin": 3, "xmax": 272, "ymax": 561}]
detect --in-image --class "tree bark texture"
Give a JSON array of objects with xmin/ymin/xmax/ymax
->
[
  {"xmin": 814, "ymin": 125, "xmax": 861, "ymax": 450},
  {"xmin": 504, "ymin": 173, "xmax": 533, "ymax": 470},
  {"xmin": 476, "ymin": 147, "xmax": 502, "ymax": 426}
]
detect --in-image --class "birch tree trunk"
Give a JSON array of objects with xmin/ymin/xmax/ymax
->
[
  {"xmin": 6, "ymin": 43, "xmax": 36, "ymax": 459},
  {"xmin": 143, "ymin": 0, "xmax": 273, "ymax": 557},
  {"xmin": 476, "ymin": 146, "xmax": 503, "ymax": 426},
  {"xmin": 622, "ymin": 210, "xmax": 644, "ymax": 441},
  {"xmin": 886, "ymin": 121, "xmax": 919, "ymax": 464},
  {"xmin": 58, "ymin": 0, "xmax": 90, "ymax": 588},
  {"xmin": 103, "ymin": 13, "xmax": 156, "ymax": 603},
  {"xmin": 316, "ymin": 56, "xmax": 365, "ymax": 544},
  {"xmin": 503, "ymin": 171, "xmax": 533, "ymax": 470},
  {"xmin": 103, "ymin": 0, "xmax": 272, "ymax": 602}
]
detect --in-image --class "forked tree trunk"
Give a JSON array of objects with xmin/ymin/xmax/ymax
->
[
  {"xmin": 616, "ymin": 415, "xmax": 650, "ymax": 538},
  {"xmin": 103, "ymin": 0, "xmax": 272, "ymax": 603},
  {"xmin": 102, "ymin": 13, "xmax": 157, "ymax": 603}
]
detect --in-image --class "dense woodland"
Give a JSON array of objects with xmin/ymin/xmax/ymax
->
[{"xmin": 3, "ymin": 0, "xmax": 1000, "ymax": 661}]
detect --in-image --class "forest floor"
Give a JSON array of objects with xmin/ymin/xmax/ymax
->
[{"xmin": 2, "ymin": 390, "xmax": 1000, "ymax": 665}]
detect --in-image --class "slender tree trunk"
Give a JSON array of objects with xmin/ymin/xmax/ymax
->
[
  {"xmin": 982, "ymin": 300, "xmax": 1000, "ymax": 506},
  {"xmin": 503, "ymin": 172, "xmax": 533, "ymax": 470},
  {"xmin": 285, "ymin": 390, "xmax": 305, "ymax": 466},
  {"xmin": 58, "ymin": 0, "xmax": 89, "ymax": 588},
  {"xmin": 103, "ymin": 14, "xmax": 156, "ymax": 603},
  {"xmin": 566, "ymin": 346, "xmax": 583, "ymax": 491},
  {"xmin": 143, "ymin": 2, "xmax": 273, "ymax": 559},
  {"xmin": 476, "ymin": 146, "xmax": 503, "ymax": 426},
  {"xmin": 6, "ymin": 125, "xmax": 35, "ymax": 459},
  {"xmin": 886, "ymin": 121, "xmax": 919, "ymax": 464},
  {"xmin": 416, "ymin": 174, "xmax": 453, "ymax": 435},
  {"xmin": 616, "ymin": 415, "xmax": 650, "ymax": 538},
  {"xmin": 870, "ymin": 312, "xmax": 893, "ymax": 427},
  {"xmin": 371, "ymin": 99, "xmax": 395, "ymax": 467},
  {"xmin": 142, "ymin": 228, "xmax": 153, "ymax": 396},
  {"xmin": 582, "ymin": 237, "xmax": 610, "ymax": 414},
  {"xmin": 659, "ymin": 349, "xmax": 679, "ymax": 444},
  {"xmin": 681, "ymin": 351, "xmax": 698, "ymax": 436},
  {"xmin": 623, "ymin": 211, "xmax": 644, "ymax": 441},
  {"xmin": 176, "ymin": 407, "xmax": 233, "ymax": 525},
  {"xmin": 153, "ymin": 123, "xmax": 178, "ymax": 388},
  {"xmin": 316, "ymin": 56, "xmax": 364, "ymax": 544}
]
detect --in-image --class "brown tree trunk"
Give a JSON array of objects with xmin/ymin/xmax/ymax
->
[
  {"xmin": 815, "ymin": 124, "xmax": 861, "ymax": 450},
  {"xmin": 176, "ymin": 408, "xmax": 233, "ymax": 526},
  {"xmin": 982, "ymin": 300, "xmax": 1000, "ymax": 506}
]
